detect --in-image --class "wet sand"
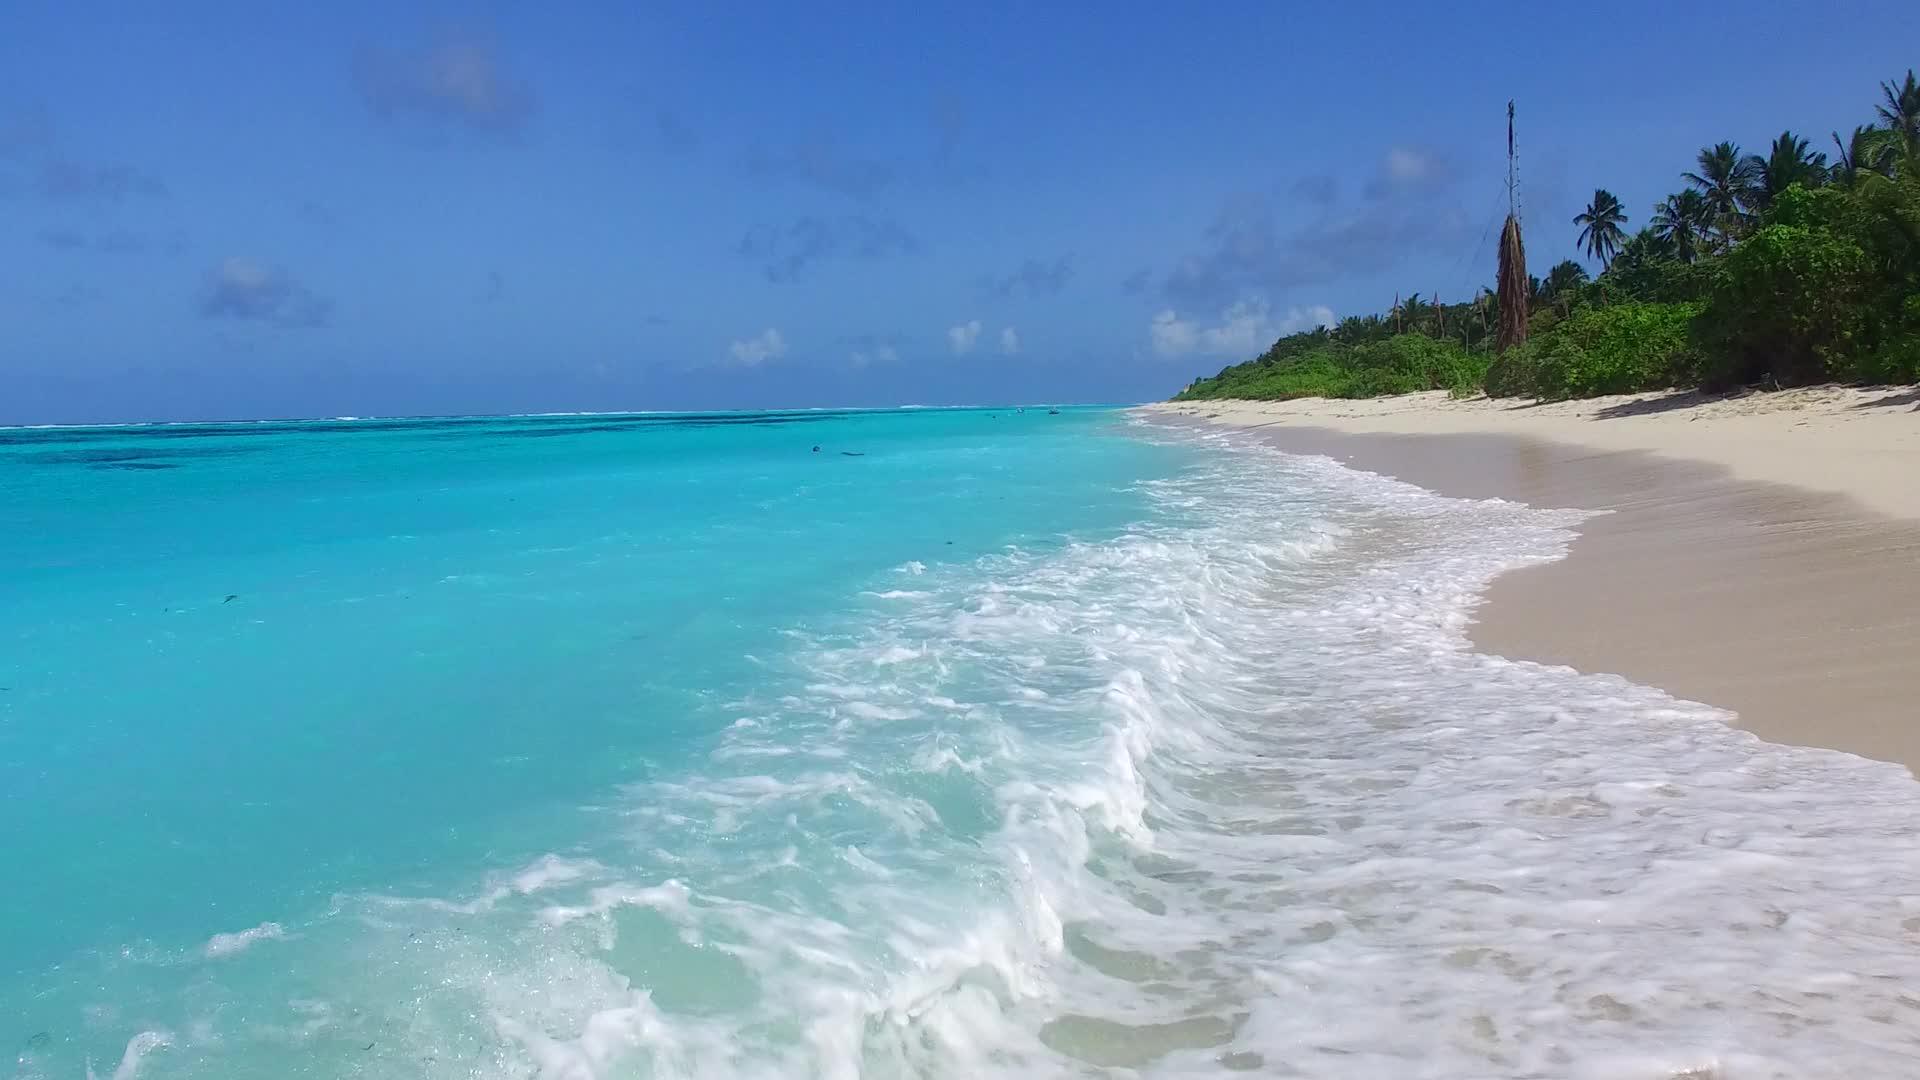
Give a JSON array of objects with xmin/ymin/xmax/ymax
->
[{"xmin": 1143, "ymin": 390, "xmax": 1920, "ymax": 773}]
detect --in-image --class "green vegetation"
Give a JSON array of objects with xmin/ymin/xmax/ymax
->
[
  {"xmin": 1486, "ymin": 302, "xmax": 1701, "ymax": 398},
  {"xmin": 1176, "ymin": 330, "xmax": 1489, "ymax": 401},
  {"xmin": 1175, "ymin": 70, "xmax": 1920, "ymax": 403}
]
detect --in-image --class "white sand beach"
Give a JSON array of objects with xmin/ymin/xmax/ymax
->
[
  {"xmin": 1151, "ymin": 386, "xmax": 1920, "ymax": 516},
  {"xmin": 1145, "ymin": 386, "xmax": 1920, "ymax": 771}
]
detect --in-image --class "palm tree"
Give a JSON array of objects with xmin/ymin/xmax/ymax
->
[
  {"xmin": 1544, "ymin": 259, "xmax": 1590, "ymax": 298},
  {"xmin": 1877, "ymin": 69, "xmax": 1920, "ymax": 149},
  {"xmin": 1472, "ymin": 287, "xmax": 1496, "ymax": 344},
  {"xmin": 1536, "ymin": 260, "xmax": 1589, "ymax": 316},
  {"xmin": 1744, "ymin": 131, "xmax": 1828, "ymax": 210},
  {"xmin": 1683, "ymin": 141, "xmax": 1760, "ymax": 241},
  {"xmin": 1395, "ymin": 292, "xmax": 1430, "ymax": 335},
  {"xmin": 1333, "ymin": 314, "xmax": 1378, "ymax": 344},
  {"xmin": 1831, "ymin": 125, "xmax": 1895, "ymax": 187},
  {"xmin": 1609, "ymin": 226, "xmax": 1674, "ymax": 274},
  {"xmin": 1573, "ymin": 189, "xmax": 1629, "ymax": 267},
  {"xmin": 1850, "ymin": 157, "xmax": 1920, "ymax": 262},
  {"xmin": 1652, "ymin": 190, "xmax": 1711, "ymax": 263}
]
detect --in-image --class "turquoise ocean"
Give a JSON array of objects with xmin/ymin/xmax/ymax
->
[{"xmin": 7, "ymin": 407, "xmax": 1920, "ymax": 1079}]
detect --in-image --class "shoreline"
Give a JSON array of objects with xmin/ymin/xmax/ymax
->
[{"xmin": 1144, "ymin": 388, "xmax": 1920, "ymax": 773}]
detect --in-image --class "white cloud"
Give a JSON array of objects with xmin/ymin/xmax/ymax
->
[
  {"xmin": 999, "ymin": 326, "xmax": 1020, "ymax": 355},
  {"xmin": 947, "ymin": 319, "xmax": 982, "ymax": 355},
  {"xmin": 357, "ymin": 36, "xmax": 534, "ymax": 134},
  {"xmin": 1282, "ymin": 304, "xmax": 1337, "ymax": 334},
  {"xmin": 1198, "ymin": 299, "xmax": 1276, "ymax": 355},
  {"xmin": 1385, "ymin": 147, "xmax": 1435, "ymax": 183},
  {"xmin": 1150, "ymin": 300, "xmax": 1334, "ymax": 358},
  {"xmin": 1367, "ymin": 147, "xmax": 1453, "ymax": 197},
  {"xmin": 728, "ymin": 327, "xmax": 787, "ymax": 366},
  {"xmin": 849, "ymin": 344, "xmax": 899, "ymax": 367},
  {"xmin": 200, "ymin": 257, "xmax": 334, "ymax": 329},
  {"xmin": 1150, "ymin": 310, "xmax": 1199, "ymax": 356}
]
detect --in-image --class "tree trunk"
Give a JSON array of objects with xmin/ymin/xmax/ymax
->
[{"xmin": 1496, "ymin": 215, "xmax": 1529, "ymax": 352}]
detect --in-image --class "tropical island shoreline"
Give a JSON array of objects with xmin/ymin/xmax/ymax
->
[{"xmin": 1142, "ymin": 386, "xmax": 1920, "ymax": 773}]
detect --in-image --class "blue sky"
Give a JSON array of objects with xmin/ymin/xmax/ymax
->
[{"xmin": 3, "ymin": 2, "xmax": 1917, "ymax": 423}]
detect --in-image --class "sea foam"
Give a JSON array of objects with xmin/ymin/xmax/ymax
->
[{"xmin": 201, "ymin": 923, "xmax": 287, "ymax": 959}]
